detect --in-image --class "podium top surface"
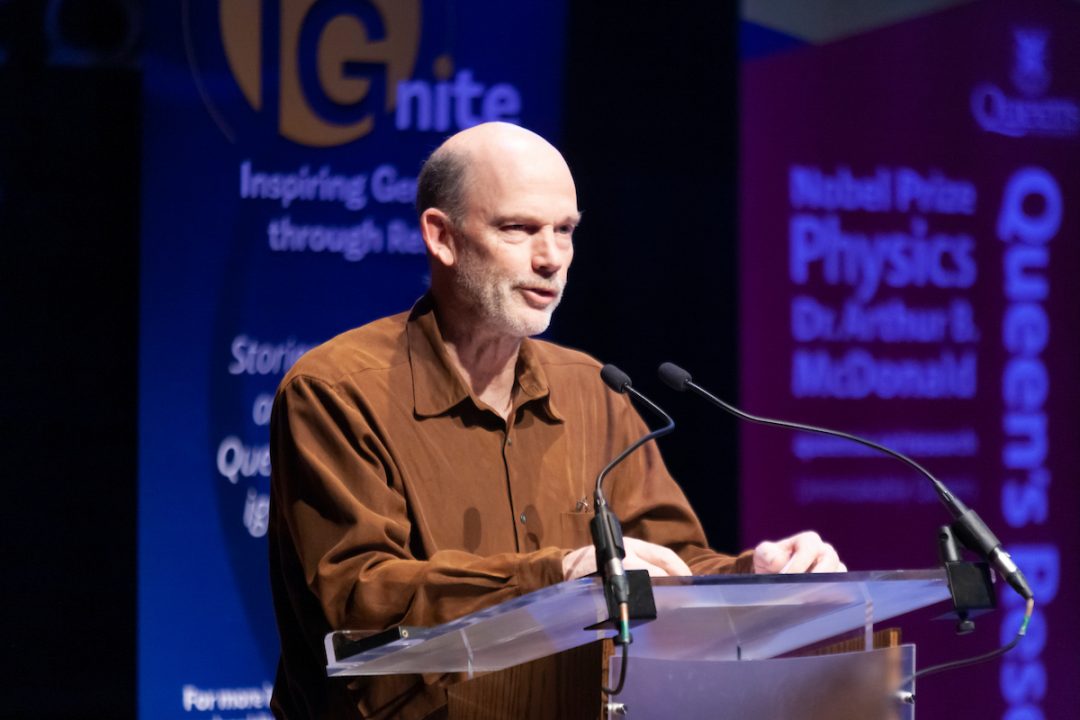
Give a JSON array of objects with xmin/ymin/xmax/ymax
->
[{"xmin": 326, "ymin": 568, "xmax": 951, "ymax": 676}]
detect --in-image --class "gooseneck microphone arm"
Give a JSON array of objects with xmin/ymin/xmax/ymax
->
[
  {"xmin": 593, "ymin": 363, "xmax": 674, "ymax": 692},
  {"xmin": 656, "ymin": 361, "xmax": 1033, "ymax": 602},
  {"xmin": 596, "ymin": 364, "xmax": 677, "ymax": 502},
  {"xmin": 593, "ymin": 363, "xmax": 673, "ymax": 697}
]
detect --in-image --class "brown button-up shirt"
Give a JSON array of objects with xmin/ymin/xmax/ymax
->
[{"xmin": 269, "ymin": 296, "xmax": 753, "ymax": 719}]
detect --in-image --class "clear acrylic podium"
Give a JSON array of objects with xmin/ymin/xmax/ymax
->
[{"xmin": 326, "ymin": 569, "xmax": 952, "ymax": 719}]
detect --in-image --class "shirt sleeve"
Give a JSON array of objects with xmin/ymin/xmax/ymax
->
[{"xmin": 271, "ymin": 374, "xmax": 567, "ymax": 632}]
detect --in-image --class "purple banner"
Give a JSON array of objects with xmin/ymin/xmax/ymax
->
[{"xmin": 740, "ymin": 1, "xmax": 1079, "ymax": 717}]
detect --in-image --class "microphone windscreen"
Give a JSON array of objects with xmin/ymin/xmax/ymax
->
[
  {"xmin": 600, "ymin": 364, "xmax": 632, "ymax": 393},
  {"xmin": 658, "ymin": 362, "xmax": 692, "ymax": 391}
]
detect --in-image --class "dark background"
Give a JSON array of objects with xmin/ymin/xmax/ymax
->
[{"xmin": 1, "ymin": 2, "xmax": 740, "ymax": 716}]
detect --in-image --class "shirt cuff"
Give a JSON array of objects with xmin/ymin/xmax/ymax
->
[{"xmin": 515, "ymin": 546, "xmax": 568, "ymax": 594}]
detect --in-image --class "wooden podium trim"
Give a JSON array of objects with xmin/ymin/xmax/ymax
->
[
  {"xmin": 785, "ymin": 627, "xmax": 902, "ymax": 657},
  {"xmin": 445, "ymin": 640, "xmax": 611, "ymax": 720}
]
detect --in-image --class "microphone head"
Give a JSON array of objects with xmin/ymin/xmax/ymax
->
[
  {"xmin": 658, "ymin": 362, "xmax": 692, "ymax": 391},
  {"xmin": 600, "ymin": 364, "xmax": 632, "ymax": 393}
]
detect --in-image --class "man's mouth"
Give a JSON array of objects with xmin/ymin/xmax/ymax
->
[{"xmin": 518, "ymin": 285, "xmax": 560, "ymax": 307}]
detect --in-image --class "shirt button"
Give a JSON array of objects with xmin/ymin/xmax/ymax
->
[
  {"xmin": 519, "ymin": 512, "xmax": 527, "ymax": 524},
  {"xmin": 506, "ymin": 437, "xmax": 513, "ymax": 447}
]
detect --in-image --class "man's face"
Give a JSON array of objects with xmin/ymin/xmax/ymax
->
[{"xmin": 449, "ymin": 144, "xmax": 579, "ymax": 338}]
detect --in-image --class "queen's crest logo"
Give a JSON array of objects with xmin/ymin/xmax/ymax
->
[
  {"xmin": 970, "ymin": 25, "xmax": 1079, "ymax": 139},
  {"xmin": 1011, "ymin": 29, "xmax": 1050, "ymax": 98}
]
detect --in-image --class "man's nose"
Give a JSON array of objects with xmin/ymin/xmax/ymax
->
[{"xmin": 532, "ymin": 227, "xmax": 569, "ymax": 275}]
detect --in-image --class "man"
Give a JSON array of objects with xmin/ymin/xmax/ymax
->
[{"xmin": 268, "ymin": 122, "xmax": 844, "ymax": 719}]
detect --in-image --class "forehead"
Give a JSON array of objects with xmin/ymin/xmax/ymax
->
[{"xmin": 462, "ymin": 144, "xmax": 579, "ymax": 220}]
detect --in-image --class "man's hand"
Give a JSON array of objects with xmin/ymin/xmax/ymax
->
[
  {"xmin": 752, "ymin": 531, "xmax": 847, "ymax": 574},
  {"xmin": 562, "ymin": 536, "xmax": 692, "ymax": 580}
]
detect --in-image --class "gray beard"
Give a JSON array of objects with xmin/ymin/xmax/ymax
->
[{"xmin": 453, "ymin": 250, "xmax": 561, "ymax": 338}]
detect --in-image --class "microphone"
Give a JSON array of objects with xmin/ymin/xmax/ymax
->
[
  {"xmin": 593, "ymin": 364, "xmax": 674, "ymax": 647},
  {"xmin": 598, "ymin": 365, "xmax": 676, "ymax": 498},
  {"xmin": 657, "ymin": 362, "xmax": 1033, "ymax": 602}
]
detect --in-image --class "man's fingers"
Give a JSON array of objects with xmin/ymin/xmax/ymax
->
[
  {"xmin": 621, "ymin": 554, "xmax": 670, "ymax": 577},
  {"xmin": 564, "ymin": 537, "xmax": 694, "ymax": 581},
  {"xmin": 625, "ymin": 537, "xmax": 692, "ymax": 576},
  {"xmin": 809, "ymin": 543, "xmax": 844, "ymax": 573},
  {"xmin": 779, "ymin": 543, "xmax": 817, "ymax": 573},
  {"xmin": 753, "ymin": 540, "xmax": 786, "ymax": 573},
  {"xmin": 562, "ymin": 545, "xmax": 596, "ymax": 580},
  {"xmin": 753, "ymin": 531, "xmax": 847, "ymax": 574},
  {"xmin": 640, "ymin": 543, "xmax": 692, "ymax": 576},
  {"xmin": 779, "ymin": 531, "xmax": 822, "ymax": 573},
  {"xmin": 779, "ymin": 532, "xmax": 842, "ymax": 573}
]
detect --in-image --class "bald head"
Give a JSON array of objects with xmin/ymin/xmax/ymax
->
[
  {"xmin": 416, "ymin": 122, "xmax": 580, "ymax": 340},
  {"xmin": 416, "ymin": 122, "xmax": 576, "ymax": 225}
]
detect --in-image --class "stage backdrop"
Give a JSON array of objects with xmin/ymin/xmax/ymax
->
[
  {"xmin": 740, "ymin": 1, "xmax": 1079, "ymax": 718},
  {"xmin": 137, "ymin": 2, "xmax": 566, "ymax": 717}
]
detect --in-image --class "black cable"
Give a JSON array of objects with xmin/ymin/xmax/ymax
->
[
  {"xmin": 594, "ymin": 377, "xmax": 675, "ymax": 500},
  {"xmin": 658, "ymin": 362, "xmax": 1035, "ymax": 601},
  {"xmin": 692, "ymin": 381, "xmax": 955, "ymax": 507},
  {"xmin": 602, "ymin": 637, "xmax": 630, "ymax": 696},
  {"xmin": 913, "ymin": 635, "xmax": 1020, "ymax": 681},
  {"xmin": 906, "ymin": 598, "xmax": 1033, "ymax": 683}
]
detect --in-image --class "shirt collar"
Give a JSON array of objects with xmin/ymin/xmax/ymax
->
[
  {"xmin": 515, "ymin": 337, "xmax": 564, "ymax": 421},
  {"xmin": 407, "ymin": 295, "xmax": 564, "ymax": 422}
]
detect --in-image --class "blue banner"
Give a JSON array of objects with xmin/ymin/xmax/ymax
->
[{"xmin": 138, "ymin": 2, "xmax": 566, "ymax": 716}]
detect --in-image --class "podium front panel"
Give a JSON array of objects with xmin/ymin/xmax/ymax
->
[
  {"xmin": 326, "ymin": 569, "xmax": 949, "ymax": 676},
  {"xmin": 607, "ymin": 644, "xmax": 917, "ymax": 720}
]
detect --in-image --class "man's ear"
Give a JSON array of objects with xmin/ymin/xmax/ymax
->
[{"xmin": 420, "ymin": 208, "xmax": 458, "ymax": 268}]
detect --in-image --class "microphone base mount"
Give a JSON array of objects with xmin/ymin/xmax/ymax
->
[
  {"xmin": 584, "ymin": 569, "xmax": 657, "ymax": 633},
  {"xmin": 939, "ymin": 561, "xmax": 996, "ymax": 635},
  {"xmin": 938, "ymin": 521, "xmax": 997, "ymax": 633}
]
